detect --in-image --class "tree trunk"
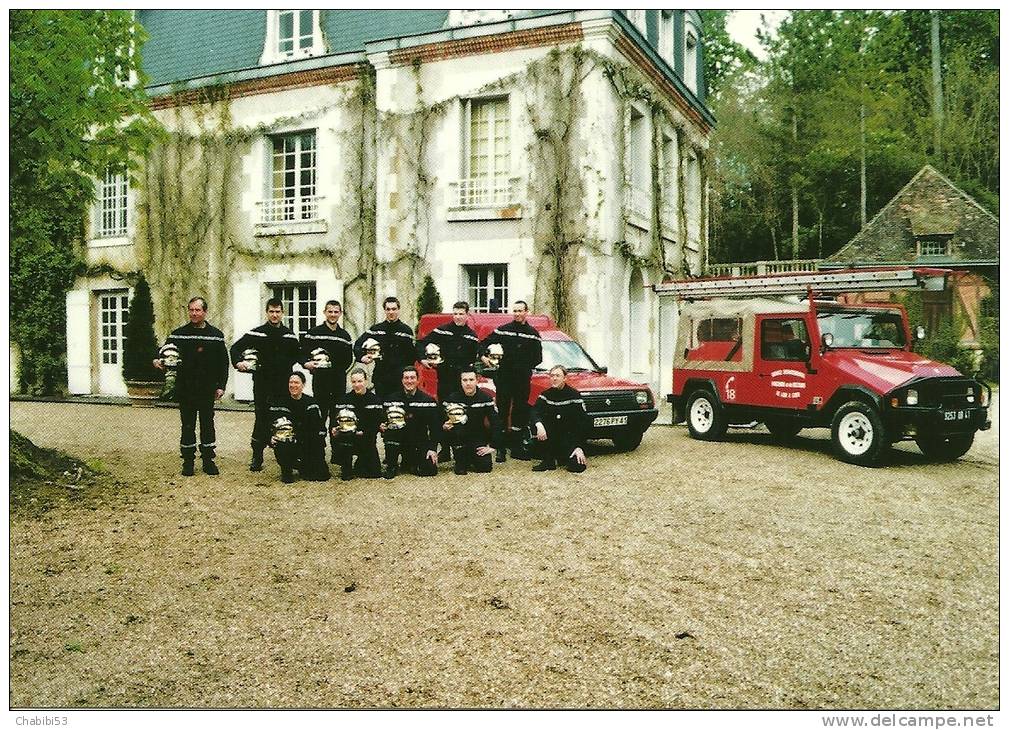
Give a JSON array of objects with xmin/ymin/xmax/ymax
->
[
  {"xmin": 859, "ymin": 100, "xmax": 867, "ymax": 229},
  {"xmin": 791, "ymin": 109, "xmax": 799, "ymax": 260},
  {"xmin": 931, "ymin": 10, "xmax": 944, "ymax": 158}
]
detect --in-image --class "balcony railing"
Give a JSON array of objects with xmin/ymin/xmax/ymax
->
[
  {"xmin": 706, "ymin": 259, "xmax": 822, "ymax": 277},
  {"xmin": 450, "ymin": 176, "xmax": 518, "ymax": 210},
  {"xmin": 257, "ymin": 195, "xmax": 323, "ymax": 224}
]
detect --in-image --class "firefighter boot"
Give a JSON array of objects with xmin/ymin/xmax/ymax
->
[
  {"xmin": 281, "ymin": 467, "xmax": 296, "ymax": 484},
  {"xmin": 181, "ymin": 457, "xmax": 195, "ymax": 477},
  {"xmin": 454, "ymin": 448, "xmax": 469, "ymax": 476},
  {"xmin": 249, "ymin": 447, "xmax": 265, "ymax": 472},
  {"xmin": 383, "ymin": 445, "xmax": 400, "ymax": 480},
  {"xmin": 340, "ymin": 455, "xmax": 354, "ymax": 482},
  {"xmin": 202, "ymin": 457, "xmax": 219, "ymax": 476}
]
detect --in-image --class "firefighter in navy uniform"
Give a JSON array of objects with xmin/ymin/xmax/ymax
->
[
  {"xmin": 329, "ymin": 368, "xmax": 384, "ymax": 481},
  {"xmin": 418, "ymin": 300, "xmax": 480, "ymax": 402},
  {"xmin": 380, "ymin": 366, "xmax": 440, "ymax": 479},
  {"xmin": 480, "ymin": 300, "xmax": 542, "ymax": 462},
  {"xmin": 530, "ymin": 365, "xmax": 589, "ymax": 473},
  {"xmin": 440, "ymin": 368, "xmax": 502, "ymax": 475},
  {"xmin": 154, "ymin": 296, "xmax": 229, "ymax": 477},
  {"xmin": 230, "ymin": 298, "xmax": 301, "ymax": 471},
  {"xmin": 269, "ymin": 371, "xmax": 330, "ymax": 484},
  {"xmin": 301, "ymin": 299, "xmax": 354, "ymax": 463},
  {"xmin": 354, "ymin": 296, "xmax": 415, "ymax": 397}
]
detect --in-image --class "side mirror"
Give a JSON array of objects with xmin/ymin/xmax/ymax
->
[
  {"xmin": 820, "ymin": 333, "xmax": 834, "ymax": 351},
  {"xmin": 916, "ymin": 325, "xmax": 926, "ymax": 340}
]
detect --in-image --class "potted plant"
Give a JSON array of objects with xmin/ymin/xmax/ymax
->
[{"xmin": 122, "ymin": 274, "xmax": 164, "ymax": 406}]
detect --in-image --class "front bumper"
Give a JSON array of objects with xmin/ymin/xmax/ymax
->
[{"xmin": 885, "ymin": 404, "xmax": 991, "ymax": 438}]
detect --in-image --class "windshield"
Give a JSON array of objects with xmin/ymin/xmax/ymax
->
[
  {"xmin": 817, "ymin": 310, "xmax": 907, "ymax": 348},
  {"xmin": 535, "ymin": 340, "xmax": 600, "ymax": 372}
]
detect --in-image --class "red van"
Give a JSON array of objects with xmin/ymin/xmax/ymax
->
[
  {"xmin": 669, "ymin": 297, "xmax": 991, "ymax": 466},
  {"xmin": 416, "ymin": 313, "xmax": 658, "ymax": 450}
]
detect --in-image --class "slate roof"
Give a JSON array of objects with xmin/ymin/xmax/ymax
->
[{"xmin": 825, "ymin": 166, "xmax": 999, "ymax": 267}]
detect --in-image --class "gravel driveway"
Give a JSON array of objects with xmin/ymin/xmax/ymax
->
[{"xmin": 9, "ymin": 399, "xmax": 998, "ymax": 708}]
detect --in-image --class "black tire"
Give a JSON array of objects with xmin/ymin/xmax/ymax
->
[
  {"xmin": 830, "ymin": 400, "xmax": 888, "ymax": 466},
  {"xmin": 686, "ymin": 389, "xmax": 728, "ymax": 441},
  {"xmin": 612, "ymin": 430, "xmax": 644, "ymax": 451},
  {"xmin": 764, "ymin": 416, "xmax": 803, "ymax": 441},
  {"xmin": 915, "ymin": 432, "xmax": 975, "ymax": 462}
]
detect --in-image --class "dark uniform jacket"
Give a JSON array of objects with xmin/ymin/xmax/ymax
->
[
  {"xmin": 354, "ymin": 320, "xmax": 415, "ymax": 388},
  {"xmin": 530, "ymin": 385, "xmax": 589, "ymax": 448},
  {"xmin": 329, "ymin": 390, "xmax": 384, "ymax": 437},
  {"xmin": 270, "ymin": 393, "xmax": 326, "ymax": 443},
  {"xmin": 382, "ymin": 387, "xmax": 441, "ymax": 452},
  {"xmin": 481, "ymin": 321, "xmax": 543, "ymax": 374},
  {"xmin": 164, "ymin": 322, "xmax": 229, "ymax": 397},
  {"xmin": 443, "ymin": 388, "xmax": 502, "ymax": 448},
  {"xmin": 230, "ymin": 323, "xmax": 301, "ymax": 386},
  {"xmin": 418, "ymin": 322, "xmax": 480, "ymax": 370},
  {"xmin": 301, "ymin": 322, "xmax": 354, "ymax": 375}
]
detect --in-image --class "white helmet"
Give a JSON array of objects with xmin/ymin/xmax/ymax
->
[
  {"xmin": 363, "ymin": 338, "xmax": 382, "ymax": 360},
  {"xmin": 485, "ymin": 343, "xmax": 504, "ymax": 370},
  {"xmin": 272, "ymin": 416, "xmax": 295, "ymax": 442},
  {"xmin": 159, "ymin": 342, "xmax": 180, "ymax": 369},
  {"xmin": 336, "ymin": 408, "xmax": 358, "ymax": 433},
  {"xmin": 310, "ymin": 347, "xmax": 332, "ymax": 369},
  {"xmin": 444, "ymin": 402, "xmax": 468, "ymax": 426},
  {"xmin": 424, "ymin": 342, "xmax": 444, "ymax": 365},
  {"xmin": 384, "ymin": 404, "xmax": 406, "ymax": 430},
  {"xmin": 241, "ymin": 348, "xmax": 259, "ymax": 371}
]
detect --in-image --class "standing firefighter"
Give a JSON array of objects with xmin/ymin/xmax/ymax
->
[
  {"xmin": 354, "ymin": 296, "xmax": 415, "ymax": 397},
  {"xmin": 418, "ymin": 301, "xmax": 480, "ymax": 402},
  {"xmin": 301, "ymin": 299, "xmax": 354, "ymax": 463},
  {"xmin": 230, "ymin": 298, "xmax": 301, "ymax": 471},
  {"xmin": 480, "ymin": 300, "xmax": 542, "ymax": 462},
  {"xmin": 154, "ymin": 296, "xmax": 229, "ymax": 476},
  {"xmin": 530, "ymin": 365, "xmax": 589, "ymax": 473},
  {"xmin": 440, "ymin": 368, "xmax": 501, "ymax": 475}
]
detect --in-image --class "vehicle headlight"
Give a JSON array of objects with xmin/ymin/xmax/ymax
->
[
  {"xmin": 635, "ymin": 391, "xmax": 648, "ymax": 405},
  {"xmin": 905, "ymin": 389, "xmax": 918, "ymax": 406}
]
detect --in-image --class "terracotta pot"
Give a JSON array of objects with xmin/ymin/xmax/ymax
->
[{"xmin": 125, "ymin": 380, "xmax": 164, "ymax": 407}]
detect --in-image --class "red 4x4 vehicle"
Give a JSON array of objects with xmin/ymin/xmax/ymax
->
[
  {"xmin": 669, "ymin": 296, "xmax": 991, "ymax": 466},
  {"xmin": 416, "ymin": 313, "xmax": 659, "ymax": 450}
]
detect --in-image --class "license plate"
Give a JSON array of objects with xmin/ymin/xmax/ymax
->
[
  {"xmin": 594, "ymin": 415, "xmax": 628, "ymax": 427},
  {"xmin": 943, "ymin": 409, "xmax": 971, "ymax": 422}
]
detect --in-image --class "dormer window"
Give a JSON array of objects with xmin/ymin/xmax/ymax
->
[
  {"xmin": 260, "ymin": 10, "xmax": 324, "ymax": 65},
  {"xmin": 917, "ymin": 236, "xmax": 951, "ymax": 257}
]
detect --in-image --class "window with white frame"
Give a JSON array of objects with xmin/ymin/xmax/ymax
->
[
  {"xmin": 661, "ymin": 131, "xmax": 678, "ymax": 223},
  {"xmin": 626, "ymin": 9, "xmax": 647, "ymax": 35},
  {"xmin": 456, "ymin": 97, "xmax": 512, "ymax": 208},
  {"xmin": 97, "ymin": 167, "xmax": 129, "ymax": 238},
  {"xmin": 684, "ymin": 25, "xmax": 699, "ymax": 93},
  {"xmin": 659, "ymin": 11, "xmax": 675, "ymax": 65},
  {"xmin": 263, "ymin": 130, "xmax": 318, "ymax": 223},
  {"xmin": 261, "ymin": 10, "xmax": 324, "ymax": 64},
  {"xmin": 99, "ymin": 291, "xmax": 130, "ymax": 365},
  {"xmin": 270, "ymin": 282, "xmax": 317, "ymax": 335},
  {"xmin": 464, "ymin": 265, "xmax": 508, "ymax": 313},
  {"xmin": 628, "ymin": 106, "xmax": 651, "ymax": 216},
  {"xmin": 917, "ymin": 237, "xmax": 950, "ymax": 257}
]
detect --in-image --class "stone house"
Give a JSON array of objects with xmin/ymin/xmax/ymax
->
[
  {"xmin": 64, "ymin": 9, "xmax": 713, "ymax": 399},
  {"xmin": 823, "ymin": 165, "xmax": 998, "ymax": 346}
]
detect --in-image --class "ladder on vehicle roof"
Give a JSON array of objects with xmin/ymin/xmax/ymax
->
[{"xmin": 651, "ymin": 266, "xmax": 950, "ymax": 300}]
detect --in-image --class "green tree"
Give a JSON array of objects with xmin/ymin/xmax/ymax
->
[
  {"xmin": 699, "ymin": 11, "xmax": 757, "ymax": 98},
  {"xmin": 415, "ymin": 275, "xmax": 443, "ymax": 316},
  {"xmin": 10, "ymin": 10, "xmax": 160, "ymax": 394},
  {"xmin": 122, "ymin": 275, "xmax": 162, "ymax": 383}
]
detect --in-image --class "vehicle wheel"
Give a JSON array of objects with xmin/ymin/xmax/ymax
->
[
  {"xmin": 612, "ymin": 430, "xmax": 644, "ymax": 451},
  {"xmin": 915, "ymin": 432, "xmax": 974, "ymax": 462},
  {"xmin": 830, "ymin": 400, "xmax": 888, "ymax": 466},
  {"xmin": 686, "ymin": 389, "xmax": 727, "ymax": 441},
  {"xmin": 764, "ymin": 416, "xmax": 803, "ymax": 441}
]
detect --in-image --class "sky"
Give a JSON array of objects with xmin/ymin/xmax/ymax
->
[{"xmin": 725, "ymin": 9, "xmax": 790, "ymax": 60}]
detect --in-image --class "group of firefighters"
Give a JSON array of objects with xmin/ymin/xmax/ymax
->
[{"xmin": 154, "ymin": 295, "xmax": 590, "ymax": 484}]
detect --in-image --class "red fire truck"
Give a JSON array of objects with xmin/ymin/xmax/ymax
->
[
  {"xmin": 656, "ymin": 268, "xmax": 991, "ymax": 466},
  {"xmin": 415, "ymin": 313, "xmax": 658, "ymax": 450}
]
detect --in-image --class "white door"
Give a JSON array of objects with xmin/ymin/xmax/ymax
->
[{"xmin": 97, "ymin": 290, "xmax": 130, "ymax": 396}]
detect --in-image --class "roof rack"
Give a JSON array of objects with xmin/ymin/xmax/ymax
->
[{"xmin": 652, "ymin": 267, "xmax": 950, "ymax": 300}]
